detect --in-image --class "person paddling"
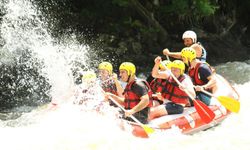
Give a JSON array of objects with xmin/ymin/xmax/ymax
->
[
  {"xmin": 104, "ymin": 62, "xmax": 153, "ymax": 124},
  {"xmin": 180, "ymin": 47, "xmax": 217, "ymax": 106},
  {"xmin": 149, "ymin": 60, "xmax": 172, "ymax": 106},
  {"xmin": 163, "ymin": 30, "xmax": 207, "ymax": 62},
  {"xmin": 148, "ymin": 58, "xmax": 195, "ymax": 120}
]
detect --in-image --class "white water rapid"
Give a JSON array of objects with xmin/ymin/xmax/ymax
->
[{"xmin": 0, "ymin": 0, "xmax": 250, "ymax": 150}]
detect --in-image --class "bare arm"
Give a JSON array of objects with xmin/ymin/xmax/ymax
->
[
  {"xmin": 152, "ymin": 56, "xmax": 170, "ymax": 79},
  {"xmin": 163, "ymin": 48, "xmax": 181, "ymax": 59},
  {"xmin": 191, "ymin": 44, "xmax": 202, "ymax": 58},
  {"xmin": 203, "ymin": 74, "xmax": 217, "ymax": 89},
  {"xmin": 194, "ymin": 74, "xmax": 217, "ymax": 93},
  {"xmin": 130, "ymin": 94, "xmax": 149, "ymax": 114},
  {"xmin": 112, "ymin": 73, "xmax": 124, "ymax": 97},
  {"xmin": 115, "ymin": 80, "xmax": 124, "ymax": 97}
]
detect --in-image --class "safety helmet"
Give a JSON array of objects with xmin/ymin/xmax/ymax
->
[
  {"xmin": 159, "ymin": 60, "xmax": 172, "ymax": 70},
  {"xmin": 98, "ymin": 62, "xmax": 113, "ymax": 74},
  {"xmin": 81, "ymin": 71, "xmax": 96, "ymax": 82},
  {"xmin": 171, "ymin": 60, "xmax": 185, "ymax": 75},
  {"xmin": 182, "ymin": 30, "xmax": 197, "ymax": 43},
  {"xmin": 119, "ymin": 62, "xmax": 136, "ymax": 76},
  {"xmin": 181, "ymin": 47, "xmax": 197, "ymax": 63}
]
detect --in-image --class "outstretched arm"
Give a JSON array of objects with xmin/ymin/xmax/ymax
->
[
  {"xmin": 163, "ymin": 48, "xmax": 181, "ymax": 59},
  {"xmin": 152, "ymin": 56, "xmax": 169, "ymax": 79}
]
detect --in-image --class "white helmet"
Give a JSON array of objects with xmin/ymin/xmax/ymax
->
[{"xmin": 182, "ymin": 30, "xmax": 197, "ymax": 43}]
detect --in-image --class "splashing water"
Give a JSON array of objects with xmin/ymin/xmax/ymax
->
[
  {"xmin": 0, "ymin": 0, "xmax": 250, "ymax": 150},
  {"xmin": 0, "ymin": 0, "xmax": 94, "ymax": 109}
]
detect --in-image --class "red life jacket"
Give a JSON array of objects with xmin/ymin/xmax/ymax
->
[
  {"xmin": 123, "ymin": 79, "xmax": 153, "ymax": 109},
  {"xmin": 101, "ymin": 80, "xmax": 118, "ymax": 96},
  {"xmin": 164, "ymin": 75, "xmax": 190, "ymax": 106},
  {"xmin": 189, "ymin": 62, "xmax": 207, "ymax": 85},
  {"xmin": 150, "ymin": 78, "xmax": 169, "ymax": 93}
]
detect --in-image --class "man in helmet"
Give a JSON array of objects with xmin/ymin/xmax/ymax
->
[
  {"xmin": 98, "ymin": 62, "xmax": 124, "ymax": 97},
  {"xmin": 149, "ymin": 60, "xmax": 172, "ymax": 106},
  {"xmin": 163, "ymin": 30, "xmax": 207, "ymax": 62},
  {"xmin": 148, "ymin": 57, "xmax": 196, "ymax": 120},
  {"xmin": 105, "ymin": 62, "xmax": 153, "ymax": 124},
  {"xmin": 181, "ymin": 47, "xmax": 217, "ymax": 105}
]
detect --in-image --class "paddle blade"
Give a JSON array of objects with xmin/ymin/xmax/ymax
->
[
  {"xmin": 217, "ymin": 96, "xmax": 240, "ymax": 113},
  {"xmin": 193, "ymin": 99, "xmax": 215, "ymax": 124},
  {"xmin": 142, "ymin": 125, "xmax": 155, "ymax": 135}
]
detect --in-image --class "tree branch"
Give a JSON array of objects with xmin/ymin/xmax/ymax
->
[{"xmin": 128, "ymin": 0, "xmax": 168, "ymax": 42}]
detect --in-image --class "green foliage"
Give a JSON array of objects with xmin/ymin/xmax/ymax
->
[
  {"xmin": 159, "ymin": 0, "xmax": 217, "ymax": 17},
  {"xmin": 194, "ymin": 0, "xmax": 217, "ymax": 16},
  {"xmin": 124, "ymin": 18, "xmax": 143, "ymax": 29},
  {"xmin": 159, "ymin": 0, "xmax": 189, "ymax": 14},
  {"xmin": 112, "ymin": 0, "xmax": 129, "ymax": 7},
  {"xmin": 31, "ymin": 0, "xmax": 249, "ymax": 69}
]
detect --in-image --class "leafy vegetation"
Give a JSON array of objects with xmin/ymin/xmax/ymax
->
[{"xmin": 32, "ymin": 0, "xmax": 250, "ymax": 67}]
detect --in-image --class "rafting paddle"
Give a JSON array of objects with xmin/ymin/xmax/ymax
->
[
  {"xmin": 166, "ymin": 55, "xmax": 170, "ymax": 61},
  {"xmin": 160, "ymin": 61, "xmax": 215, "ymax": 123},
  {"xmin": 107, "ymin": 95, "xmax": 154, "ymax": 135},
  {"xmin": 201, "ymin": 89, "xmax": 240, "ymax": 113}
]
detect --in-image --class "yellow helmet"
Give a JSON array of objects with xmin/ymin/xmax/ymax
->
[
  {"xmin": 181, "ymin": 47, "xmax": 196, "ymax": 63},
  {"xmin": 171, "ymin": 60, "xmax": 185, "ymax": 75},
  {"xmin": 159, "ymin": 60, "xmax": 172, "ymax": 70},
  {"xmin": 81, "ymin": 71, "xmax": 96, "ymax": 82},
  {"xmin": 119, "ymin": 62, "xmax": 136, "ymax": 76},
  {"xmin": 98, "ymin": 62, "xmax": 113, "ymax": 74}
]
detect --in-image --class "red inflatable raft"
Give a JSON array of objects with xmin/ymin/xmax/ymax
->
[{"xmin": 129, "ymin": 74, "xmax": 240, "ymax": 138}]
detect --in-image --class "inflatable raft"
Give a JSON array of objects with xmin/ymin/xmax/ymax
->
[{"xmin": 129, "ymin": 74, "xmax": 240, "ymax": 138}]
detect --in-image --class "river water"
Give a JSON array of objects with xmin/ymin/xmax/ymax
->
[{"xmin": 0, "ymin": 0, "xmax": 250, "ymax": 150}]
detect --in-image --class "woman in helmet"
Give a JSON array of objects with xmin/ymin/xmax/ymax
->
[
  {"xmin": 105, "ymin": 62, "xmax": 153, "ymax": 124},
  {"xmin": 149, "ymin": 60, "xmax": 172, "ymax": 106},
  {"xmin": 98, "ymin": 62, "xmax": 124, "ymax": 97},
  {"xmin": 181, "ymin": 47, "xmax": 217, "ymax": 106},
  {"xmin": 148, "ymin": 57, "xmax": 196, "ymax": 120},
  {"xmin": 163, "ymin": 30, "xmax": 207, "ymax": 62}
]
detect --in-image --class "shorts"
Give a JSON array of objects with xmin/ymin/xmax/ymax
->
[{"xmin": 164, "ymin": 102, "xmax": 184, "ymax": 115}]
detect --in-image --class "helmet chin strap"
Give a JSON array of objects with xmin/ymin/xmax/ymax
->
[
  {"xmin": 126, "ymin": 75, "xmax": 131, "ymax": 83},
  {"xmin": 126, "ymin": 70, "xmax": 132, "ymax": 82},
  {"xmin": 185, "ymin": 58, "xmax": 192, "ymax": 67}
]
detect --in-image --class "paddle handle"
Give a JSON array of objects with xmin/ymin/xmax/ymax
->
[
  {"xmin": 101, "ymin": 87, "xmax": 145, "ymax": 125},
  {"xmin": 200, "ymin": 89, "xmax": 214, "ymax": 97},
  {"xmin": 107, "ymin": 95, "xmax": 143, "ymax": 126},
  {"xmin": 166, "ymin": 55, "xmax": 170, "ymax": 61}
]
